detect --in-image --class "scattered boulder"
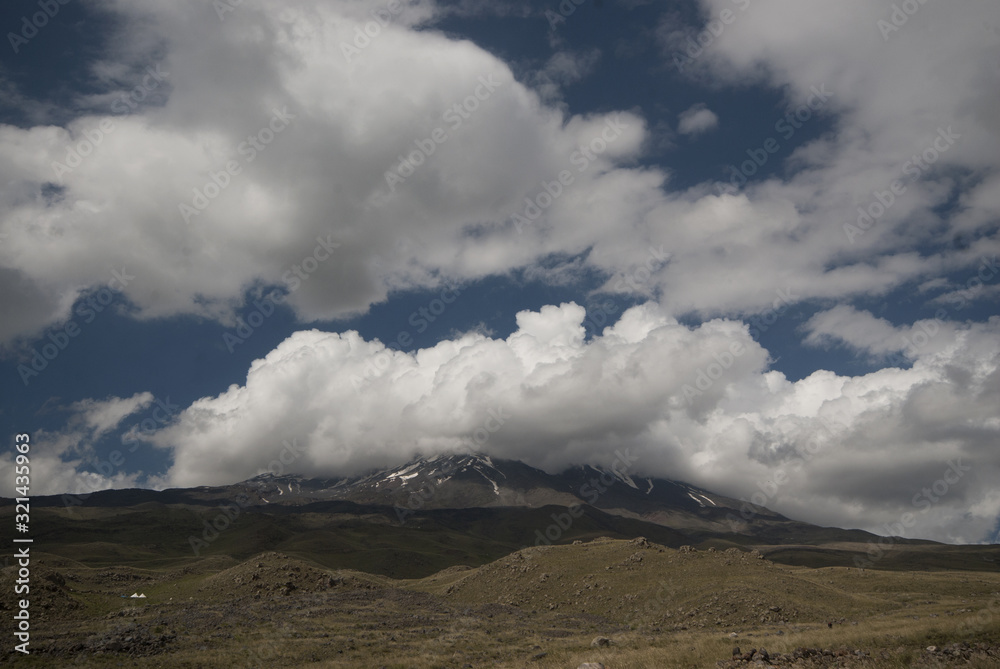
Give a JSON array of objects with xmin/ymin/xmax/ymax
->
[
  {"xmin": 591, "ymin": 636, "xmax": 612, "ymax": 647},
  {"xmin": 714, "ymin": 643, "xmax": 1000, "ymax": 667},
  {"xmin": 82, "ymin": 622, "xmax": 175, "ymax": 656}
]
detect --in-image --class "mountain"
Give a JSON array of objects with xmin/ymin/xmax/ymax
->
[
  {"xmin": 201, "ymin": 452, "xmax": 785, "ymax": 533},
  {"xmin": 225, "ymin": 453, "xmax": 952, "ymax": 547},
  {"xmin": 12, "ymin": 452, "xmax": 1000, "ymax": 578}
]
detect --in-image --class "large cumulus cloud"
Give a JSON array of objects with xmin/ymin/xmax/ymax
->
[{"xmin": 147, "ymin": 303, "xmax": 1000, "ymax": 544}]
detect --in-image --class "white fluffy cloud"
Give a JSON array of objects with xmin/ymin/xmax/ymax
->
[
  {"xmin": 1, "ymin": 0, "xmax": 997, "ymax": 344},
  {"xmin": 801, "ymin": 304, "xmax": 967, "ymax": 361},
  {"xmin": 148, "ymin": 303, "xmax": 1000, "ymax": 544},
  {"xmin": 646, "ymin": 0, "xmax": 1000, "ymax": 314},
  {"xmin": 677, "ymin": 103, "xmax": 718, "ymax": 136},
  {"xmin": 0, "ymin": 0, "xmax": 648, "ymax": 344}
]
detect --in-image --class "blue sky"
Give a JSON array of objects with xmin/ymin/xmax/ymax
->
[{"xmin": 1, "ymin": 0, "xmax": 998, "ymax": 544}]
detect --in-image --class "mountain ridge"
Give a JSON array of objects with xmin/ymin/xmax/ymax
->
[
  {"xmin": 226, "ymin": 451, "xmax": 787, "ymax": 533},
  {"xmin": 7, "ymin": 451, "xmax": 1000, "ymax": 578}
]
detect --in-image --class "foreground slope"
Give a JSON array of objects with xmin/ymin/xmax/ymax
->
[{"xmin": 2, "ymin": 538, "xmax": 999, "ymax": 668}]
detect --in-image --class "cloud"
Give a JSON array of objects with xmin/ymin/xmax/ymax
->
[
  {"xmin": 647, "ymin": 0, "xmax": 1000, "ymax": 313},
  {"xmin": 803, "ymin": 305, "xmax": 899, "ymax": 352},
  {"xmin": 531, "ymin": 49, "xmax": 603, "ymax": 103},
  {"xmin": 147, "ymin": 303, "xmax": 1000, "ymax": 544},
  {"xmin": 0, "ymin": 392, "xmax": 153, "ymax": 496},
  {"xmin": 0, "ymin": 0, "xmax": 650, "ymax": 346},
  {"xmin": 147, "ymin": 302, "xmax": 768, "ymax": 484},
  {"xmin": 69, "ymin": 392, "xmax": 155, "ymax": 439},
  {"xmin": 935, "ymin": 282, "xmax": 1000, "ymax": 307},
  {"xmin": 801, "ymin": 305, "xmax": 930, "ymax": 360},
  {"xmin": 0, "ymin": 0, "xmax": 997, "ymax": 348},
  {"xmin": 677, "ymin": 103, "xmax": 718, "ymax": 136}
]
